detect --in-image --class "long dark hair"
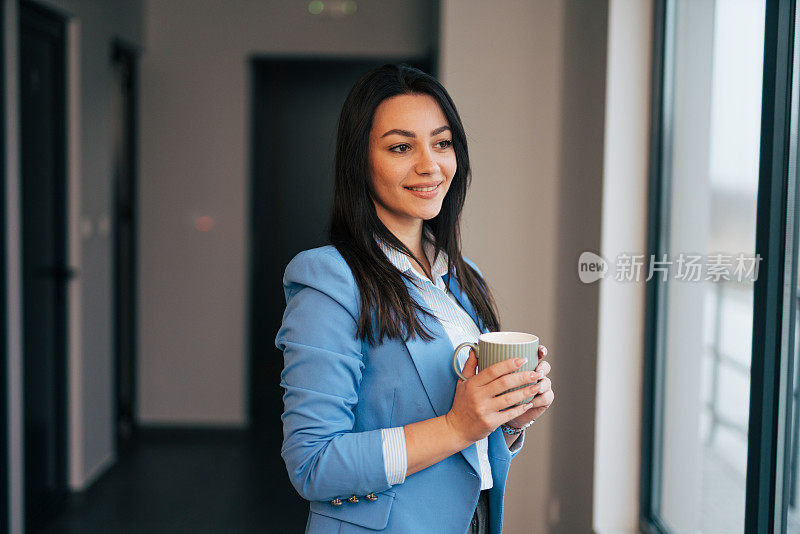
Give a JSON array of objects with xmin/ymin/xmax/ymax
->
[{"xmin": 329, "ymin": 64, "xmax": 501, "ymax": 345}]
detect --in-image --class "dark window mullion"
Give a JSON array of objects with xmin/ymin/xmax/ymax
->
[
  {"xmin": 746, "ymin": 0, "xmax": 796, "ymax": 532},
  {"xmin": 776, "ymin": 5, "xmax": 800, "ymax": 528},
  {"xmin": 641, "ymin": 0, "xmax": 671, "ymax": 532}
]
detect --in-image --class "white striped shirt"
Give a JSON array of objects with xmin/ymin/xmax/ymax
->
[{"xmin": 376, "ymin": 228, "xmax": 523, "ymax": 490}]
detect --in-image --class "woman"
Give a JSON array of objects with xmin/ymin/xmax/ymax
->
[{"xmin": 275, "ymin": 64, "xmax": 554, "ymax": 534}]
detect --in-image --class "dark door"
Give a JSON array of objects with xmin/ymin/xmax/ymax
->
[
  {"xmin": 20, "ymin": 2, "xmax": 69, "ymax": 530},
  {"xmin": 250, "ymin": 58, "xmax": 440, "ymax": 531},
  {"xmin": 111, "ymin": 43, "xmax": 139, "ymax": 448},
  {"xmin": 249, "ymin": 58, "xmax": 431, "ymax": 432},
  {"xmin": 248, "ymin": 61, "xmax": 434, "ymax": 532}
]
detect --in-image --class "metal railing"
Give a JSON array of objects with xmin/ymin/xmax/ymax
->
[{"xmin": 704, "ymin": 279, "xmax": 752, "ymax": 446}]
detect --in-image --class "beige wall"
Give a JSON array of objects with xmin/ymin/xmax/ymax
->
[
  {"xmin": 441, "ymin": 1, "xmax": 608, "ymax": 532},
  {"xmin": 138, "ymin": 0, "xmax": 435, "ymax": 425}
]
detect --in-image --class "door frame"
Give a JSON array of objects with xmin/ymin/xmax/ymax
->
[{"xmin": 110, "ymin": 39, "xmax": 140, "ymax": 449}]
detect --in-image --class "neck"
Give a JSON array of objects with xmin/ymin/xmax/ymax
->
[{"xmin": 374, "ymin": 207, "xmax": 425, "ymax": 259}]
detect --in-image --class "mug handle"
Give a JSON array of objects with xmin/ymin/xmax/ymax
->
[{"xmin": 452, "ymin": 342, "xmax": 479, "ymax": 381}]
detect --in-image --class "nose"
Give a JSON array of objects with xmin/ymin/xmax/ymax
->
[{"xmin": 414, "ymin": 146, "xmax": 439, "ymax": 175}]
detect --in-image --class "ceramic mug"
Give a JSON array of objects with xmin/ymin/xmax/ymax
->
[{"xmin": 452, "ymin": 331, "xmax": 540, "ymax": 405}]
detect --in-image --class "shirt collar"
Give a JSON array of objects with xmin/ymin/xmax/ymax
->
[{"xmin": 375, "ymin": 227, "xmax": 450, "ymax": 282}]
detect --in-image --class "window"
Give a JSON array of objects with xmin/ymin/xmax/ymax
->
[{"xmin": 642, "ymin": 0, "xmax": 798, "ymax": 532}]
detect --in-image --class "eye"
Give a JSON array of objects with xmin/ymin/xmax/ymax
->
[
  {"xmin": 390, "ymin": 143, "xmax": 411, "ymax": 153},
  {"xmin": 437, "ymin": 139, "xmax": 453, "ymax": 149}
]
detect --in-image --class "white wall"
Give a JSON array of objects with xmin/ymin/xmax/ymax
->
[
  {"xmin": 441, "ymin": 1, "xmax": 608, "ymax": 532},
  {"xmin": 593, "ymin": 0, "xmax": 653, "ymax": 532},
  {"xmin": 138, "ymin": 0, "xmax": 435, "ymax": 425}
]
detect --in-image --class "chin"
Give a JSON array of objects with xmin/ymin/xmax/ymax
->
[{"xmin": 417, "ymin": 203, "xmax": 444, "ymax": 219}]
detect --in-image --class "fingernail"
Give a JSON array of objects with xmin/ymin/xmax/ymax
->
[
  {"xmin": 528, "ymin": 372, "xmax": 538, "ymax": 380},
  {"xmin": 516, "ymin": 358, "xmax": 528, "ymax": 365}
]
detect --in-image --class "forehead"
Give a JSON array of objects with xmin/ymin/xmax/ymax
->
[{"xmin": 371, "ymin": 93, "xmax": 448, "ymax": 131}]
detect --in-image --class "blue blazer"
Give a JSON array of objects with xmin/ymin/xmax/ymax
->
[{"xmin": 275, "ymin": 245, "xmax": 521, "ymax": 533}]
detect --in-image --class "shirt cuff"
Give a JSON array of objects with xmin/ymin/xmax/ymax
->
[
  {"xmin": 509, "ymin": 429, "xmax": 526, "ymax": 456},
  {"xmin": 381, "ymin": 427, "xmax": 407, "ymax": 485}
]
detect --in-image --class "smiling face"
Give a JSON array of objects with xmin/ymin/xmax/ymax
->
[{"xmin": 368, "ymin": 93, "xmax": 457, "ymax": 235}]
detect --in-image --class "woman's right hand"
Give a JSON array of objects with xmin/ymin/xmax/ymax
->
[{"xmin": 445, "ymin": 349, "xmax": 541, "ymax": 444}]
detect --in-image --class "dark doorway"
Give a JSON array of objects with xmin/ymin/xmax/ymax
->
[
  {"xmin": 247, "ymin": 57, "xmax": 430, "ymax": 530},
  {"xmin": 19, "ymin": 1, "xmax": 69, "ymax": 531},
  {"xmin": 247, "ymin": 57, "xmax": 433, "ymax": 432},
  {"xmin": 111, "ymin": 42, "xmax": 139, "ymax": 449}
]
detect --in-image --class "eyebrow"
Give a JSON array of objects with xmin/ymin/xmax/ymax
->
[{"xmin": 380, "ymin": 125, "xmax": 451, "ymax": 138}]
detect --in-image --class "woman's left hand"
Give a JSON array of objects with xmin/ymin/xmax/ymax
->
[{"xmin": 506, "ymin": 345, "xmax": 553, "ymax": 428}]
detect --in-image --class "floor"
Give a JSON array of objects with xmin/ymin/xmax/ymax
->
[{"xmin": 37, "ymin": 428, "xmax": 309, "ymax": 534}]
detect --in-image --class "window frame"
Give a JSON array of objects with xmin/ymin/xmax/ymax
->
[
  {"xmin": 640, "ymin": 0, "xmax": 798, "ymax": 532},
  {"xmin": 640, "ymin": 0, "xmax": 670, "ymax": 532}
]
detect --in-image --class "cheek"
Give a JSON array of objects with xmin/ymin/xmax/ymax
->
[
  {"xmin": 369, "ymin": 158, "xmax": 402, "ymax": 204},
  {"xmin": 443, "ymin": 156, "xmax": 457, "ymax": 182},
  {"xmin": 448, "ymin": 161, "xmax": 457, "ymax": 179},
  {"xmin": 372, "ymin": 157, "xmax": 405, "ymax": 189},
  {"xmin": 370, "ymin": 164, "xmax": 390, "ymax": 193}
]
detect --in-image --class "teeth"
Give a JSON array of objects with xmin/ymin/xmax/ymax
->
[{"xmin": 407, "ymin": 185, "xmax": 437, "ymax": 192}]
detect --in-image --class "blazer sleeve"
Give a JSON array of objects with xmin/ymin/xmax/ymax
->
[{"xmin": 275, "ymin": 247, "xmax": 391, "ymax": 502}]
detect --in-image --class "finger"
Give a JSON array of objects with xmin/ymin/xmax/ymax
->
[
  {"xmin": 530, "ymin": 389, "xmax": 554, "ymax": 408},
  {"xmin": 535, "ymin": 360, "xmax": 551, "ymax": 377},
  {"xmin": 492, "ymin": 384, "xmax": 539, "ymax": 411},
  {"xmin": 501, "ymin": 401, "xmax": 535, "ymax": 424},
  {"xmin": 533, "ymin": 377, "xmax": 551, "ymax": 395},
  {"xmin": 538, "ymin": 345, "xmax": 548, "ymax": 361},
  {"xmin": 461, "ymin": 348, "xmax": 479, "ymax": 379},
  {"xmin": 486, "ymin": 370, "xmax": 540, "ymax": 397},
  {"xmin": 473, "ymin": 357, "xmax": 528, "ymax": 387}
]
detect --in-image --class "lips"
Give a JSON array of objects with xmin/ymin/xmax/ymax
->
[
  {"xmin": 403, "ymin": 182, "xmax": 442, "ymax": 199},
  {"xmin": 403, "ymin": 181, "xmax": 442, "ymax": 192}
]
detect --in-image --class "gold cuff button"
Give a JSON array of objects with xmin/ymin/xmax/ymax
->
[
  {"xmin": 331, "ymin": 498, "xmax": 343, "ymax": 506},
  {"xmin": 348, "ymin": 495, "xmax": 359, "ymax": 503},
  {"xmin": 366, "ymin": 493, "xmax": 378, "ymax": 501}
]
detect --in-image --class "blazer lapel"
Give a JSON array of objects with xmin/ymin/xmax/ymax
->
[
  {"xmin": 401, "ymin": 272, "xmax": 486, "ymax": 479},
  {"xmin": 444, "ymin": 273, "xmax": 487, "ymax": 334},
  {"xmin": 401, "ymin": 280, "xmax": 458, "ymax": 419},
  {"xmin": 444, "ymin": 272, "xmax": 490, "ymax": 476}
]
